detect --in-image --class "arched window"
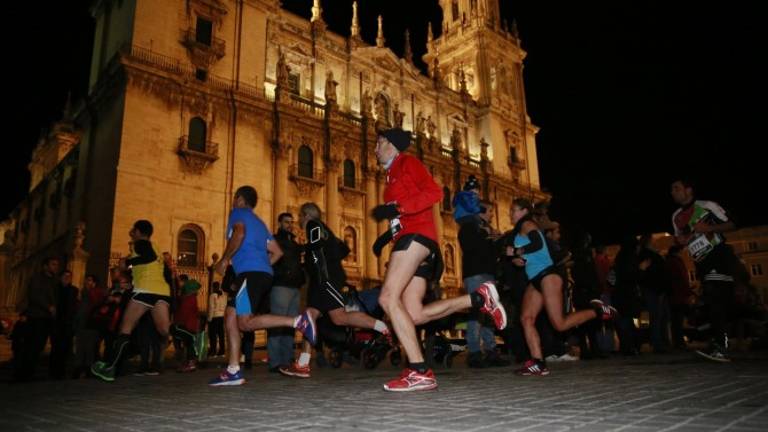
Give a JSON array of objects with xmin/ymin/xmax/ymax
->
[
  {"xmin": 343, "ymin": 226, "xmax": 357, "ymax": 263},
  {"xmin": 452, "ymin": 0, "xmax": 460, "ymax": 22},
  {"xmin": 445, "ymin": 244, "xmax": 455, "ymax": 275},
  {"xmin": 442, "ymin": 186, "xmax": 452, "ymax": 212},
  {"xmin": 298, "ymin": 145, "xmax": 314, "ymax": 178},
  {"xmin": 188, "ymin": 117, "xmax": 207, "ymax": 152},
  {"xmin": 177, "ymin": 225, "xmax": 205, "ymax": 267},
  {"xmin": 343, "ymin": 159, "xmax": 356, "ymax": 188}
]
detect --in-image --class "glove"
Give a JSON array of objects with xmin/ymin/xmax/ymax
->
[{"xmin": 371, "ymin": 204, "xmax": 400, "ymax": 222}]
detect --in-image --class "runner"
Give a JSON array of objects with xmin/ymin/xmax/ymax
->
[
  {"xmin": 508, "ymin": 198, "xmax": 616, "ymax": 376},
  {"xmin": 208, "ymin": 186, "xmax": 316, "ymax": 386},
  {"xmin": 279, "ymin": 202, "xmax": 391, "ymax": 378},
  {"xmin": 372, "ymin": 127, "xmax": 507, "ymax": 392}
]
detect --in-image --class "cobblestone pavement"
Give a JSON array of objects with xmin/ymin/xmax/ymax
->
[{"xmin": 1, "ymin": 351, "xmax": 767, "ymax": 431}]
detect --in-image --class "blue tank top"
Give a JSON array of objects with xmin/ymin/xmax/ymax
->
[{"xmin": 514, "ymin": 231, "xmax": 554, "ymax": 280}]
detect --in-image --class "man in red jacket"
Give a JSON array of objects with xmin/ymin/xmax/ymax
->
[{"xmin": 372, "ymin": 128, "xmax": 507, "ymax": 392}]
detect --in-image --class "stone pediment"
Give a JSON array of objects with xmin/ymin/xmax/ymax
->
[{"xmin": 354, "ymin": 47, "xmax": 402, "ymax": 74}]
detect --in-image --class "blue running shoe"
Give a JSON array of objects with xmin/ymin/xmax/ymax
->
[
  {"xmin": 295, "ymin": 311, "xmax": 317, "ymax": 346},
  {"xmin": 208, "ymin": 369, "xmax": 245, "ymax": 386}
]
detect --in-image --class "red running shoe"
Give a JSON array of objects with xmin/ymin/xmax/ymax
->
[
  {"xmin": 476, "ymin": 282, "xmax": 507, "ymax": 330},
  {"xmin": 590, "ymin": 299, "xmax": 618, "ymax": 320},
  {"xmin": 514, "ymin": 359, "xmax": 550, "ymax": 376},
  {"xmin": 279, "ymin": 361, "xmax": 311, "ymax": 378},
  {"xmin": 383, "ymin": 369, "xmax": 438, "ymax": 392}
]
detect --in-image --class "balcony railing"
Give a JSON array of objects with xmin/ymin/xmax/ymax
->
[
  {"xmin": 338, "ymin": 176, "xmax": 363, "ymax": 192},
  {"xmin": 178, "ymin": 136, "xmax": 219, "ymax": 172},
  {"xmin": 181, "ymin": 28, "xmax": 226, "ymax": 59}
]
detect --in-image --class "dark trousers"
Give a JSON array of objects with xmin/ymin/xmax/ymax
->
[
  {"xmin": 645, "ymin": 291, "xmax": 670, "ymax": 351},
  {"xmin": 241, "ymin": 331, "xmax": 255, "ymax": 367},
  {"xmin": 208, "ymin": 317, "xmax": 225, "ymax": 355},
  {"xmin": 617, "ymin": 315, "xmax": 639, "ymax": 355},
  {"xmin": 136, "ymin": 314, "xmax": 162, "ymax": 369},
  {"xmin": 13, "ymin": 317, "xmax": 53, "ymax": 381},
  {"xmin": 49, "ymin": 328, "xmax": 73, "ymax": 379},
  {"xmin": 669, "ymin": 304, "xmax": 689, "ymax": 348},
  {"xmin": 702, "ymin": 280, "xmax": 735, "ymax": 348}
]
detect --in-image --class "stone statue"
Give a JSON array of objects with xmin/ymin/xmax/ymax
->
[
  {"xmin": 324, "ymin": 70, "xmax": 338, "ymax": 107},
  {"xmin": 416, "ymin": 111, "xmax": 426, "ymax": 135},
  {"xmin": 426, "ymin": 115, "xmax": 436, "ymax": 137},
  {"xmin": 73, "ymin": 221, "xmax": 86, "ymax": 251},
  {"xmin": 393, "ymin": 102, "xmax": 405, "ymax": 128},
  {"xmin": 276, "ymin": 48, "xmax": 291, "ymax": 89},
  {"xmin": 451, "ymin": 125, "xmax": 463, "ymax": 151},
  {"xmin": 374, "ymin": 93, "xmax": 388, "ymax": 126}
]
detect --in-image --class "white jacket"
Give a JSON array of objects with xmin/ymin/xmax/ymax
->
[{"xmin": 208, "ymin": 292, "xmax": 227, "ymax": 321}]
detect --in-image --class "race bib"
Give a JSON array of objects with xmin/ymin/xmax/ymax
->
[{"xmin": 687, "ymin": 234, "xmax": 714, "ymax": 261}]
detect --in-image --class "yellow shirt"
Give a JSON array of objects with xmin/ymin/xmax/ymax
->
[{"xmin": 129, "ymin": 242, "xmax": 170, "ymax": 296}]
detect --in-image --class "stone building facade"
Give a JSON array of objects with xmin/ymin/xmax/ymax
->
[{"xmin": 1, "ymin": 0, "xmax": 546, "ymax": 315}]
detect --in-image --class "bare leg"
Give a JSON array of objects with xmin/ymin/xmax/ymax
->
[
  {"xmin": 402, "ymin": 282, "xmax": 472, "ymax": 326},
  {"xmin": 225, "ymin": 306, "xmax": 241, "ymax": 368},
  {"xmin": 150, "ymin": 301, "xmax": 171, "ymax": 336},
  {"xmin": 327, "ymin": 308, "xmax": 377, "ymax": 329},
  {"xmin": 238, "ymin": 313, "xmax": 296, "ymax": 332},
  {"xmin": 118, "ymin": 300, "xmax": 150, "ymax": 335},
  {"xmin": 379, "ymin": 242, "xmax": 430, "ymax": 364},
  {"xmin": 520, "ymin": 286, "xmax": 545, "ymax": 360},
  {"xmin": 540, "ymin": 275, "xmax": 597, "ymax": 332}
]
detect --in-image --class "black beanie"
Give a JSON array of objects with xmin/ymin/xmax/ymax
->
[
  {"xmin": 379, "ymin": 128, "xmax": 412, "ymax": 152},
  {"xmin": 463, "ymin": 175, "xmax": 480, "ymax": 191}
]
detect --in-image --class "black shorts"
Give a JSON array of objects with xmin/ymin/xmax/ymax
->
[
  {"xmin": 528, "ymin": 266, "xmax": 560, "ymax": 292},
  {"xmin": 392, "ymin": 234, "xmax": 444, "ymax": 282},
  {"xmin": 231, "ymin": 272, "xmax": 273, "ymax": 316},
  {"xmin": 308, "ymin": 280, "xmax": 347, "ymax": 314},
  {"xmin": 131, "ymin": 292, "xmax": 172, "ymax": 308}
]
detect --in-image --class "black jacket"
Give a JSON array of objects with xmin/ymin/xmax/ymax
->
[
  {"xmin": 272, "ymin": 228, "xmax": 305, "ymax": 288},
  {"xmin": 457, "ymin": 218, "xmax": 497, "ymax": 278}
]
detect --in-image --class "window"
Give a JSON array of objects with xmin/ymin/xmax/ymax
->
[
  {"xmin": 452, "ymin": 0, "xmax": 459, "ymax": 22},
  {"xmin": 752, "ymin": 264, "xmax": 764, "ymax": 277},
  {"xmin": 509, "ymin": 146, "xmax": 519, "ymax": 164},
  {"xmin": 288, "ymin": 73, "xmax": 300, "ymax": 95},
  {"xmin": 442, "ymin": 186, "xmax": 452, "ymax": 211},
  {"xmin": 177, "ymin": 227, "xmax": 204, "ymax": 267},
  {"xmin": 195, "ymin": 68, "xmax": 208, "ymax": 81},
  {"xmin": 748, "ymin": 241, "xmax": 759, "ymax": 251},
  {"xmin": 188, "ymin": 117, "xmax": 207, "ymax": 152},
  {"xmin": 298, "ymin": 145, "xmax": 314, "ymax": 178},
  {"xmin": 343, "ymin": 160, "xmax": 356, "ymax": 188},
  {"xmin": 196, "ymin": 17, "xmax": 213, "ymax": 46}
]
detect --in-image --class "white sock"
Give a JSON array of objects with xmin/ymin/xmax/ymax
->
[
  {"xmin": 298, "ymin": 352, "xmax": 311, "ymax": 367},
  {"xmin": 293, "ymin": 315, "xmax": 301, "ymax": 328},
  {"xmin": 227, "ymin": 364, "xmax": 240, "ymax": 374},
  {"xmin": 374, "ymin": 320, "xmax": 389, "ymax": 333}
]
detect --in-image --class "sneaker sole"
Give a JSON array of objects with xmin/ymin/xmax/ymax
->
[
  {"xmin": 279, "ymin": 370, "xmax": 310, "ymax": 378},
  {"xmin": 91, "ymin": 368, "xmax": 115, "ymax": 382},
  {"xmin": 383, "ymin": 382, "xmax": 438, "ymax": 392},
  {"xmin": 209, "ymin": 378, "xmax": 246, "ymax": 386},
  {"xmin": 483, "ymin": 283, "xmax": 508, "ymax": 330},
  {"xmin": 695, "ymin": 350, "xmax": 731, "ymax": 363}
]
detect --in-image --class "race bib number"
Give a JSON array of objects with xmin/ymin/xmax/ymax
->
[{"xmin": 687, "ymin": 234, "xmax": 714, "ymax": 261}]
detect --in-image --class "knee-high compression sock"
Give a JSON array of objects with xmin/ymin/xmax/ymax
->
[
  {"xmin": 107, "ymin": 334, "xmax": 131, "ymax": 370},
  {"xmin": 470, "ymin": 292, "xmax": 484, "ymax": 309},
  {"xmin": 170, "ymin": 324, "xmax": 196, "ymax": 358}
]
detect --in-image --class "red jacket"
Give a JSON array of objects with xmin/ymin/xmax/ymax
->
[
  {"xmin": 174, "ymin": 294, "xmax": 199, "ymax": 333},
  {"xmin": 384, "ymin": 153, "xmax": 442, "ymax": 243}
]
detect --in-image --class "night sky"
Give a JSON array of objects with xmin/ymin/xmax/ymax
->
[{"xmin": 4, "ymin": 1, "xmax": 765, "ymax": 246}]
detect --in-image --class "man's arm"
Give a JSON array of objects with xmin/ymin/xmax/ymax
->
[
  {"xmin": 125, "ymin": 240, "xmax": 158, "ymax": 266},
  {"xmin": 214, "ymin": 222, "xmax": 245, "ymax": 275},
  {"xmin": 267, "ymin": 239, "xmax": 284, "ymax": 266}
]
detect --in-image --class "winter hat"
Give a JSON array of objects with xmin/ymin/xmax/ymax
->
[
  {"xmin": 463, "ymin": 175, "xmax": 480, "ymax": 191},
  {"xmin": 379, "ymin": 128, "xmax": 412, "ymax": 152}
]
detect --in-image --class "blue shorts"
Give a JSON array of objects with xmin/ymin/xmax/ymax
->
[{"xmin": 230, "ymin": 272, "xmax": 273, "ymax": 316}]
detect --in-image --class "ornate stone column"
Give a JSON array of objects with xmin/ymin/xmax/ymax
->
[
  {"xmin": 273, "ymin": 145, "xmax": 289, "ymax": 221},
  {"xmin": 325, "ymin": 157, "xmax": 341, "ymax": 233},
  {"xmin": 364, "ymin": 172, "xmax": 379, "ymax": 282}
]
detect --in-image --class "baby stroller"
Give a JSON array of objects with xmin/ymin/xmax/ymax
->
[{"xmin": 317, "ymin": 286, "xmax": 396, "ymax": 369}]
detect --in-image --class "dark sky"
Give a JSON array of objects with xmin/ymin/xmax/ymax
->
[{"xmin": 4, "ymin": 0, "xmax": 765, "ymax": 246}]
